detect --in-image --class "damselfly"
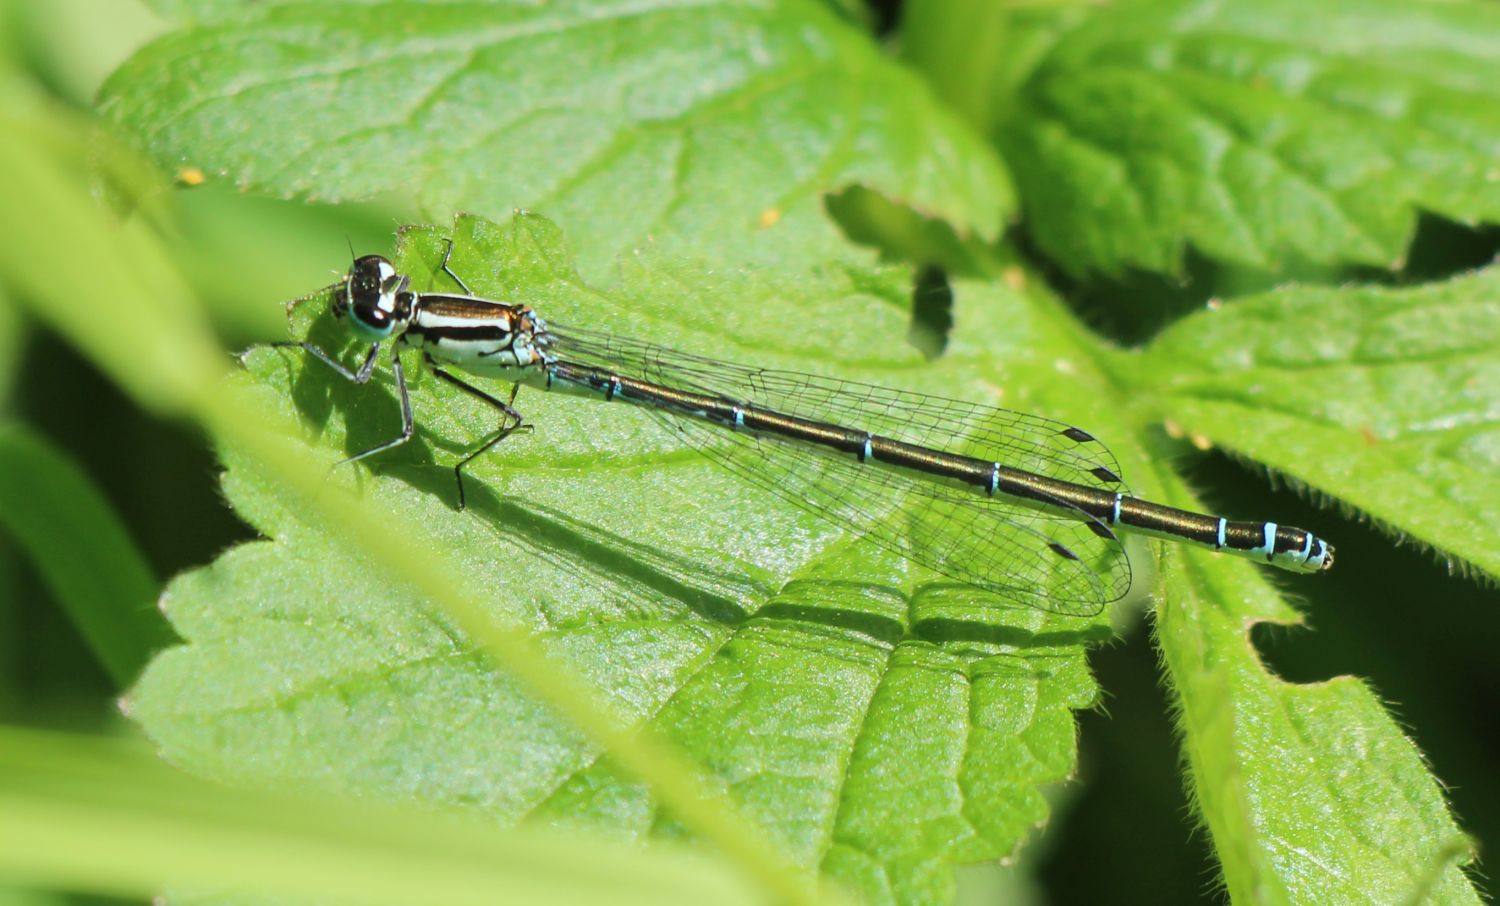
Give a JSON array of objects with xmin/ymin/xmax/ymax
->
[{"xmin": 264, "ymin": 243, "xmax": 1333, "ymax": 616}]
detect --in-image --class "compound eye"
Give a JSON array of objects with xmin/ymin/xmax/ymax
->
[
  {"xmin": 346, "ymin": 256, "xmax": 393, "ymax": 300},
  {"xmin": 353, "ymin": 303, "xmax": 393, "ymax": 336},
  {"xmin": 340, "ymin": 255, "xmax": 403, "ymax": 338}
]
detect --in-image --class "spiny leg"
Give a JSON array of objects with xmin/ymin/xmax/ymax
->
[
  {"xmin": 447, "ymin": 421, "xmax": 531, "ymax": 511},
  {"xmin": 337, "ymin": 348, "xmax": 415, "ymax": 467},
  {"xmin": 242, "ymin": 340, "xmax": 382, "ymax": 384},
  {"xmin": 439, "ymin": 239, "xmax": 474, "ymax": 295},
  {"xmin": 428, "ymin": 357, "xmax": 529, "ymax": 510},
  {"xmin": 239, "ymin": 339, "xmax": 411, "ymax": 480}
]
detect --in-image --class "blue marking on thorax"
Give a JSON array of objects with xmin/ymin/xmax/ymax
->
[{"xmin": 1216, "ymin": 518, "xmax": 1227, "ymax": 549}]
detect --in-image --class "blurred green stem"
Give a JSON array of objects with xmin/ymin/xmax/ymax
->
[
  {"xmin": 901, "ymin": 0, "xmax": 1009, "ymax": 134},
  {"xmin": 0, "ymin": 725, "xmax": 763, "ymax": 906}
]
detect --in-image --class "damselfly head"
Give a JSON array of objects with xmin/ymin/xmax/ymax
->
[{"xmin": 340, "ymin": 255, "xmax": 412, "ymax": 339}]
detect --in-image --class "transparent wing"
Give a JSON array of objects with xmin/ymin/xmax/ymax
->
[{"xmin": 548, "ymin": 326, "xmax": 1133, "ymax": 615}]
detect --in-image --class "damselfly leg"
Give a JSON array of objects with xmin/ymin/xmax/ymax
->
[
  {"xmin": 252, "ymin": 340, "xmax": 381, "ymax": 384},
  {"xmin": 267, "ymin": 339, "xmax": 417, "ymax": 470},
  {"xmin": 426, "ymin": 356, "xmax": 530, "ymax": 510},
  {"xmin": 336, "ymin": 349, "xmax": 415, "ymax": 468},
  {"xmin": 439, "ymin": 239, "xmax": 472, "ymax": 294}
]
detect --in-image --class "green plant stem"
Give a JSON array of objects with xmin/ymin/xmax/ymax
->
[
  {"xmin": 900, "ymin": 0, "xmax": 1009, "ymax": 133},
  {"xmin": 0, "ymin": 725, "xmax": 763, "ymax": 906}
]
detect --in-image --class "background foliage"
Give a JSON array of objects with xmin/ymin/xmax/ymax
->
[{"xmin": 2, "ymin": 0, "xmax": 1498, "ymax": 904}]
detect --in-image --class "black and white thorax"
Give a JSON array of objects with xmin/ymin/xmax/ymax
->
[
  {"xmin": 339, "ymin": 254, "xmax": 554, "ymax": 381},
  {"xmin": 401, "ymin": 293, "xmax": 553, "ymax": 379}
]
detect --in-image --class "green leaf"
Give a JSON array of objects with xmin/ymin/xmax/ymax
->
[
  {"xmin": 0, "ymin": 887, "xmax": 64, "ymax": 906},
  {"xmin": 40, "ymin": 0, "xmax": 1498, "ymax": 897},
  {"xmin": 1, "ymin": 72, "xmax": 817, "ymax": 898},
  {"xmin": 0, "ymin": 725, "xmax": 763, "ymax": 906},
  {"xmin": 0, "ymin": 285, "xmax": 21, "ymax": 406},
  {"xmin": 1141, "ymin": 269, "xmax": 1500, "ymax": 583},
  {"xmin": 131, "ymin": 213, "xmax": 1112, "ymax": 905},
  {"xmin": 137, "ymin": 0, "xmax": 235, "ymax": 21},
  {"xmin": 0, "ymin": 424, "xmax": 173, "ymax": 687},
  {"xmin": 993, "ymin": 0, "xmax": 1500, "ymax": 277},
  {"xmin": 97, "ymin": 0, "xmax": 1012, "ymax": 281},
  {"xmin": 1155, "ymin": 531, "xmax": 1478, "ymax": 904},
  {"xmin": 1122, "ymin": 271, "xmax": 1497, "ymax": 901}
]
